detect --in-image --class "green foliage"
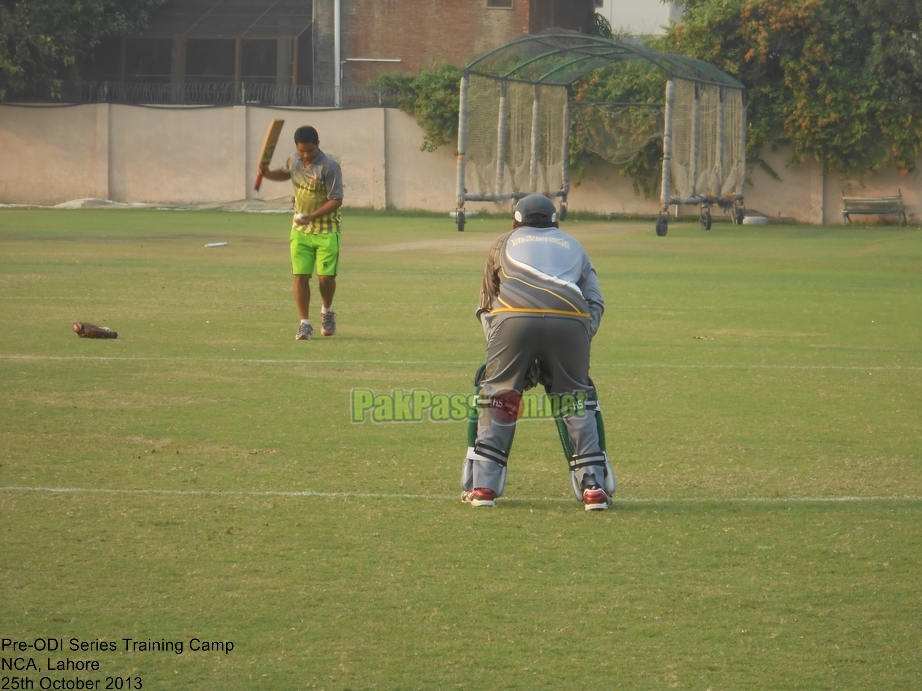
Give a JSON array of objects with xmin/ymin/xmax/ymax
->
[
  {"xmin": 589, "ymin": 11, "xmax": 614, "ymax": 38},
  {"xmin": 617, "ymin": 138, "xmax": 664, "ymax": 197},
  {"xmin": 366, "ymin": 71, "xmax": 415, "ymax": 112},
  {"xmin": 660, "ymin": 0, "xmax": 922, "ymax": 174},
  {"xmin": 569, "ymin": 57, "xmax": 667, "ymax": 197},
  {"xmin": 369, "ymin": 63, "xmax": 463, "ymax": 152},
  {"xmin": 377, "ymin": 1, "xmax": 921, "ymax": 185},
  {"xmin": 0, "ymin": 0, "xmax": 167, "ymax": 100}
]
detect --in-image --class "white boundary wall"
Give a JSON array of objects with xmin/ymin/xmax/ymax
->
[{"xmin": 0, "ymin": 103, "xmax": 918, "ymax": 224}]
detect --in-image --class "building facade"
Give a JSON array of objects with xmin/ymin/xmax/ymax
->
[
  {"xmin": 81, "ymin": 0, "xmax": 598, "ymax": 97},
  {"xmin": 316, "ymin": 0, "xmax": 598, "ymax": 89},
  {"xmin": 84, "ymin": 0, "xmax": 314, "ymax": 87}
]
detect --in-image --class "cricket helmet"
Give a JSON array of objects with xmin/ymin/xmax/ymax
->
[{"xmin": 514, "ymin": 194, "xmax": 557, "ymax": 226}]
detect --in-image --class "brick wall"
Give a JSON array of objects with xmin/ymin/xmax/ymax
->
[{"xmin": 313, "ymin": 0, "xmax": 596, "ymax": 88}]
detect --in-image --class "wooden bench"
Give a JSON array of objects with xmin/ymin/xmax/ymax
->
[{"xmin": 842, "ymin": 189, "xmax": 907, "ymax": 225}]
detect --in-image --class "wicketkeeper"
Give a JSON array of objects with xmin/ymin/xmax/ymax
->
[{"xmin": 461, "ymin": 194, "xmax": 615, "ymax": 510}]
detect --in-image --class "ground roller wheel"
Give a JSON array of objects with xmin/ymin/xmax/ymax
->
[{"xmin": 700, "ymin": 207, "xmax": 712, "ymax": 230}]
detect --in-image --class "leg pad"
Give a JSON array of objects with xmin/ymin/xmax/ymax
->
[
  {"xmin": 568, "ymin": 451, "xmax": 617, "ymax": 500},
  {"xmin": 461, "ymin": 442, "xmax": 509, "ymax": 497}
]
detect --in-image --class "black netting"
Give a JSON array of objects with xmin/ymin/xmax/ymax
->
[
  {"xmin": 467, "ymin": 30, "xmax": 744, "ymax": 89},
  {"xmin": 139, "ymin": 0, "xmax": 312, "ymax": 39}
]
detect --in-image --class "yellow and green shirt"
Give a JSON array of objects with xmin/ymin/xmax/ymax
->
[{"xmin": 286, "ymin": 150, "xmax": 344, "ymax": 234}]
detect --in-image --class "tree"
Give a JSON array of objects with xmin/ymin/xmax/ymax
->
[
  {"xmin": 0, "ymin": 0, "xmax": 167, "ymax": 100},
  {"xmin": 568, "ymin": 53, "xmax": 667, "ymax": 197},
  {"xmin": 372, "ymin": 2, "xmax": 922, "ymax": 193},
  {"xmin": 368, "ymin": 63, "xmax": 463, "ymax": 153},
  {"xmin": 659, "ymin": 0, "xmax": 922, "ymax": 174}
]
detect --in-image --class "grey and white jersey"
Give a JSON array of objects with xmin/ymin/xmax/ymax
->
[{"xmin": 477, "ymin": 225, "xmax": 604, "ymax": 338}]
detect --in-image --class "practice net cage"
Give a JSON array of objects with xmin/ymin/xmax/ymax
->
[{"xmin": 454, "ymin": 31, "xmax": 746, "ymax": 235}]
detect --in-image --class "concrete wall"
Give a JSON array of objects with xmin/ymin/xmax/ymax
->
[
  {"xmin": 0, "ymin": 103, "xmax": 918, "ymax": 223},
  {"xmin": 0, "ymin": 104, "xmax": 389, "ymax": 208},
  {"xmin": 0, "ymin": 104, "xmax": 105, "ymax": 205}
]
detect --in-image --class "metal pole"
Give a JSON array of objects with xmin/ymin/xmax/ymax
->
[
  {"xmin": 660, "ymin": 78, "xmax": 675, "ymax": 211},
  {"xmin": 529, "ymin": 83, "xmax": 541, "ymax": 193},
  {"xmin": 456, "ymin": 74, "xmax": 470, "ymax": 207},
  {"xmin": 561, "ymin": 87, "xmax": 570, "ymax": 199},
  {"xmin": 716, "ymin": 86, "xmax": 725, "ymax": 196},
  {"xmin": 739, "ymin": 89, "xmax": 747, "ymax": 203},
  {"xmin": 334, "ymin": 0, "xmax": 341, "ymax": 107},
  {"xmin": 495, "ymin": 80, "xmax": 508, "ymax": 197},
  {"xmin": 691, "ymin": 82, "xmax": 700, "ymax": 199}
]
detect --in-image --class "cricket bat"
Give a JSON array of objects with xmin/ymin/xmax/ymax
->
[{"xmin": 254, "ymin": 119, "xmax": 285, "ymax": 191}]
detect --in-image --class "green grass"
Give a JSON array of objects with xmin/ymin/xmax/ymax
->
[{"xmin": 1, "ymin": 208, "xmax": 920, "ymax": 689}]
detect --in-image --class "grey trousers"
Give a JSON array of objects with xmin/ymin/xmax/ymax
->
[{"xmin": 464, "ymin": 314, "xmax": 604, "ymax": 494}]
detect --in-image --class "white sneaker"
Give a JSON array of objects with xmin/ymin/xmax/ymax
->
[
  {"xmin": 295, "ymin": 322, "xmax": 313, "ymax": 340},
  {"xmin": 321, "ymin": 311, "xmax": 336, "ymax": 336}
]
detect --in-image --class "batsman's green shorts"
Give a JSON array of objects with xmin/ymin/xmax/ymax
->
[{"xmin": 290, "ymin": 230, "xmax": 340, "ymax": 277}]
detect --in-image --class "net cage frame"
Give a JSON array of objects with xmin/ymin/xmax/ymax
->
[{"xmin": 454, "ymin": 30, "xmax": 746, "ymax": 232}]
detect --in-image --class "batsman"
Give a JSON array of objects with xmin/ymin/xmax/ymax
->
[{"xmin": 461, "ymin": 194, "xmax": 615, "ymax": 510}]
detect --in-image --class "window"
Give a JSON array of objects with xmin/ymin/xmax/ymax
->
[
  {"xmin": 241, "ymin": 40, "xmax": 279, "ymax": 85},
  {"xmin": 185, "ymin": 39, "xmax": 236, "ymax": 83},
  {"xmin": 125, "ymin": 38, "xmax": 172, "ymax": 82},
  {"xmin": 82, "ymin": 38, "xmax": 124, "ymax": 82},
  {"xmin": 487, "ymin": 0, "xmax": 513, "ymax": 7},
  {"xmin": 82, "ymin": 37, "xmax": 174, "ymax": 83}
]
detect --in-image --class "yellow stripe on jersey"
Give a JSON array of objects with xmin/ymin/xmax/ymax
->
[{"xmin": 490, "ymin": 307, "xmax": 591, "ymax": 318}]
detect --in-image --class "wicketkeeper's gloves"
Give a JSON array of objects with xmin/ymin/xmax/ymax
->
[{"xmin": 523, "ymin": 359, "xmax": 552, "ymax": 391}]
